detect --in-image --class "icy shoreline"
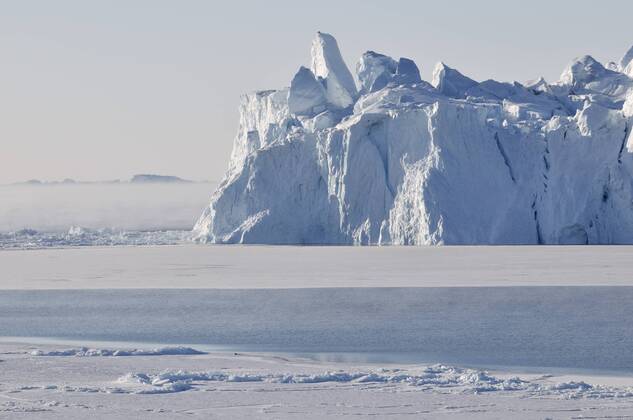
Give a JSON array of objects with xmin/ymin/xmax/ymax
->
[
  {"xmin": 3, "ymin": 341, "xmax": 633, "ymax": 418},
  {"xmin": 3, "ymin": 286, "xmax": 633, "ymax": 372}
]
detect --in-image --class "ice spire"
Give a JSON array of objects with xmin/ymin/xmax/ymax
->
[
  {"xmin": 394, "ymin": 58, "xmax": 421, "ymax": 84},
  {"xmin": 559, "ymin": 55, "xmax": 607, "ymax": 86},
  {"xmin": 288, "ymin": 66, "xmax": 327, "ymax": 116},
  {"xmin": 432, "ymin": 62, "xmax": 478, "ymax": 98},
  {"xmin": 310, "ymin": 32, "xmax": 358, "ymax": 108},
  {"xmin": 620, "ymin": 45, "xmax": 633, "ymax": 76},
  {"xmin": 356, "ymin": 51, "xmax": 397, "ymax": 94}
]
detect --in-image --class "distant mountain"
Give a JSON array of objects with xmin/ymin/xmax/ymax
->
[
  {"xmin": 6, "ymin": 175, "xmax": 209, "ymax": 186},
  {"xmin": 130, "ymin": 174, "xmax": 193, "ymax": 184},
  {"xmin": 12, "ymin": 178, "xmax": 100, "ymax": 186}
]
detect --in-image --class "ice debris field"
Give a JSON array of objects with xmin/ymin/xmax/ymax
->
[
  {"xmin": 0, "ymin": 182, "xmax": 215, "ymax": 249},
  {"xmin": 16, "ymin": 347, "xmax": 629, "ymax": 398},
  {"xmin": 195, "ymin": 32, "xmax": 633, "ymax": 245},
  {"xmin": 6, "ymin": 342, "xmax": 633, "ymax": 418},
  {"xmin": 0, "ymin": 227, "xmax": 189, "ymax": 249}
]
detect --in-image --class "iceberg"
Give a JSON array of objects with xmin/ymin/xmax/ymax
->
[{"xmin": 194, "ymin": 33, "xmax": 633, "ymax": 245}]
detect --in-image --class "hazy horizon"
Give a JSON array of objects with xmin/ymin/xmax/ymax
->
[{"xmin": 2, "ymin": 0, "xmax": 632, "ymax": 184}]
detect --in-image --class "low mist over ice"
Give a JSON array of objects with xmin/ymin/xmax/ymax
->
[{"xmin": 0, "ymin": 181, "xmax": 216, "ymax": 233}]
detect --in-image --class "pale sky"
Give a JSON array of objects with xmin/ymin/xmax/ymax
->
[{"xmin": 1, "ymin": 0, "xmax": 632, "ymax": 184}]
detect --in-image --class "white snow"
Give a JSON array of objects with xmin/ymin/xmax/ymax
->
[
  {"xmin": 3, "ymin": 244, "xmax": 633, "ymax": 289},
  {"xmin": 110, "ymin": 364, "xmax": 596, "ymax": 396},
  {"xmin": 194, "ymin": 33, "xmax": 633, "ymax": 245},
  {"xmin": 111, "ymin": 365, "xmax": 633, "ymax": 400},
  {"xmin": 5, "ymin": 342, "xmax": 633, "ymax": 418}
]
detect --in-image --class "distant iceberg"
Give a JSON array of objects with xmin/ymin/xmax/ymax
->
[
  {"xmin": 131, "ymin": 174, "xmax": 193, "ymax": 184},
  {"xmin": 194, "ymin": 33, "xmax": 633, "ymax": 245}
]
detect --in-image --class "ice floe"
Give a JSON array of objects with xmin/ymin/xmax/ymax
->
[
  {"xmin": 0, "ymin": 226, "xmax": 190, "ymax": 249},
  {"xmin": 30, "ymin": 346, "xmax": 205, "ymax": 357}
]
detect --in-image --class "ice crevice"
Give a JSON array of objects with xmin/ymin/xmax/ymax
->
[
  {"xmin": 618, "ymin": 122, "xmax": 629, "ymax": 164},
  {"xmin": 494, "ymin": 132, "xmax": 516, "ymax": 183}
]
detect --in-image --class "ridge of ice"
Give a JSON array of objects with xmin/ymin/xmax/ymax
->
[
  {"xmin": 560, "ymin": 55, "xmax": 609, "ymax": 86},
  {"xmin": 106, "ymin": 365, "xmax": 633, "ymax": 398},
  {"xmin": 431, "ymin": 62, "xmax": 478, "ymax": 98},
  {"xmin": 194, "ymin": 33, "xmax": 633, "ymax": 245},
  {"xmin": 113, "ymin": 365, "xmax": 536, "ymax": 394}
]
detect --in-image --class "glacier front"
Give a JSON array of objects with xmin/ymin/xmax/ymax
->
[{"xmin": 194, "ymin": 33, "xmax": 633, "ymax": 245}]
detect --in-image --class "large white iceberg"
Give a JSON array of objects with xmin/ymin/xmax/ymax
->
[{"xmin": 194, "ymin": 33, "xmax": 633, "ymax": 245}]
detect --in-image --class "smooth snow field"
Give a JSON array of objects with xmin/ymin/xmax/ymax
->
[{"xmin": 3, "ymin": 244, "xmax": 633, "ymax": 288}]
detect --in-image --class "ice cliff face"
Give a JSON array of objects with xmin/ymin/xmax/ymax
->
[{"xmin": 194, "ymin": 33, "xmax": 633, "ymax": 245}]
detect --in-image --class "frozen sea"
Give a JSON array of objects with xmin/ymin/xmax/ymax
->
[
  {"xmin": 2, "ymin": 286, "xmax": 633, "ymax": 372},
  {"xmin": 3, "ymin": 183, "xmax": 633, "ymax": 418}
]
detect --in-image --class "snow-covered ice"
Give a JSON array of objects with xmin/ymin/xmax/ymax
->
[
  {"xmin": 4, "ymin": 342, "xmax": 633, "ymax": 419},
  {"xmin": 0, "ymin": 226, "xmax": 190, "ymax": 249},
  {"xmin": 194, "ymin": 32, "xmax": 633, "ymax": 245},
  {"xmin": 3, "ymin": 245, "xmax": 633, "ymax": 418},
  {"xmin": 3, "ymin": 244, "xmax": 633, "ymax": 289},
  {"xmin": 5, "ymin": 31, "xmax": 633, "ymax": 419}
]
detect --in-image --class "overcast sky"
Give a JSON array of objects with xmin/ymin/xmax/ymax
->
[{"xmin": 1, "ymin": 0, "xmax": 632, "ymax": 183}]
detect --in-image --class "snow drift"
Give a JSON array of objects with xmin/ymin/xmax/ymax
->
[{"xmin": 194, "ymin": 33, "xmax": 633, "ymax": 245}]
